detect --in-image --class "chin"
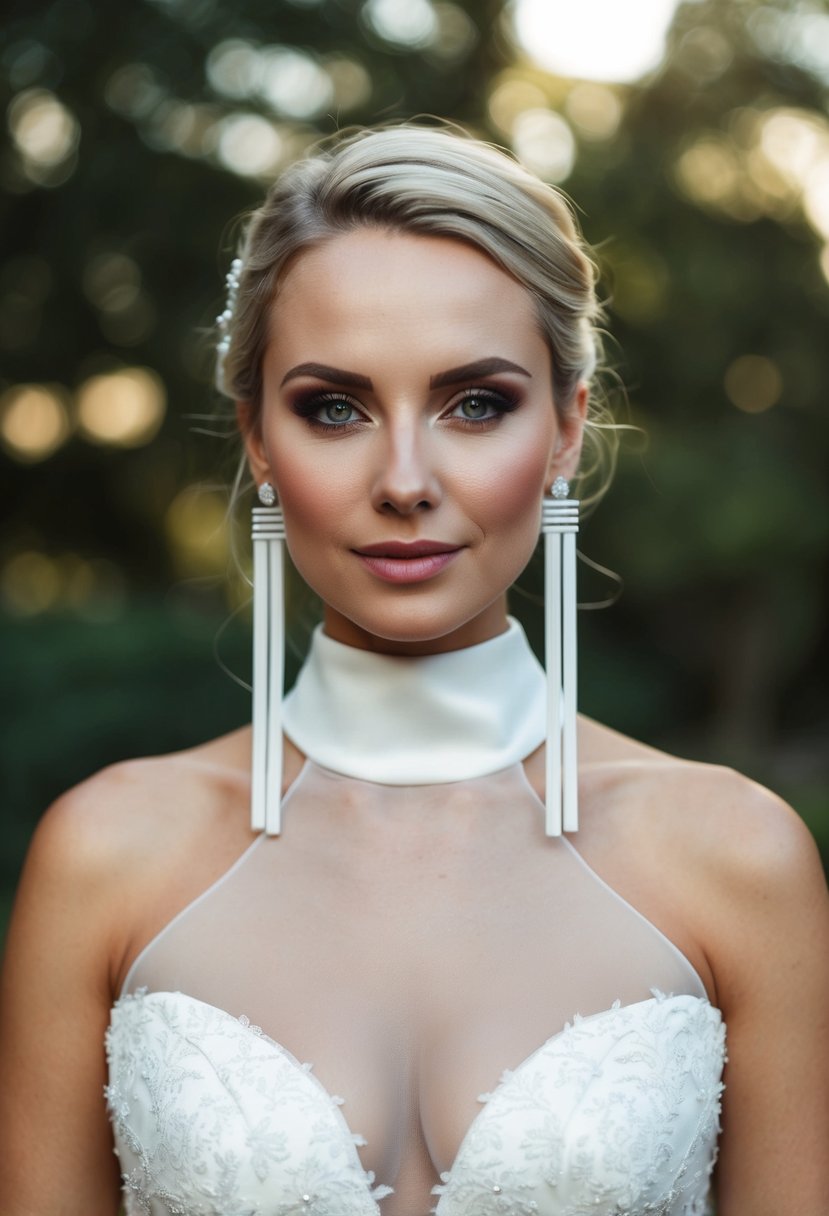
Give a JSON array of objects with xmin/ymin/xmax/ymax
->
[{"xmin": 324, "ymin": 597, "xmax": 508, "ymax": 654}]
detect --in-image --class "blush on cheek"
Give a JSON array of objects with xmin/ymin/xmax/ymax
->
[
  {"xmin": 486, "ymin": 445, "xmax": 550, "ymax": 527},
  {"xmin": 273, "ymin": 457, "xmax": 351, "ymax": 527}
]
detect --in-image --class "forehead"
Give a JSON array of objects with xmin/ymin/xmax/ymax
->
[{"xmin": 265, "ymin": 229, "xmax": 543, "ymax": 367}]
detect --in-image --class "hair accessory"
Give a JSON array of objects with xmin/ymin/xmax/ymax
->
[
  {"xmin": 251, "ymin": 484, "xmax": 285, "ymax": 835},
  {"xmin": 216, "ymin": 256, "xmax": 243, "ymax": 371},
  {"xmin": 541, "ymin": 478, "xmax": 579, "ymax": 836}
]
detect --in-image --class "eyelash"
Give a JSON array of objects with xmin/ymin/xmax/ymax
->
[
  {"xmin": 290, "ymin": 387, "xmax": 521, "ymax": 434},
  {"xmin": 291, "ymin": 391, "xmax": 365, "ymax": 433}
]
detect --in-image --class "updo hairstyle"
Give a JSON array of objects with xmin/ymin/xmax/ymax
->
[{"xmin": 219, "ymin": 123, "xmax": 614, "ymax": 505}]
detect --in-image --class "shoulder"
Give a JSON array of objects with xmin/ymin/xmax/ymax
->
[
  {"xmin": 671, "ymin": 764, "xmax": 829, "ymax": 1004},
  {"xmin": 618, "ymin": 753, "xmax": 822, "ymax": 901},
  {"xmin": 580, "ymin": 715, "xmax": 820, "ymax": 886},
  {"xmin": 17, "ymin": 730, "xmax": 254, "ymax": 981},
  {"xmin": 31, "ymin": 728, "xmax": 251, "ymax": 876},
  {"xmin": 618, "ymin": 759, "xmax": 825, "ymax": 1006},
  {"xmin": 577, "ymin": 718, "xmax": 828, "ymax": 1005}
]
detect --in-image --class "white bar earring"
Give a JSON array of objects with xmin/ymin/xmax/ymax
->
[
  {"xmin": 251, "ymin": 481, "xmax": 285, "ymax": 836},
  {"xmin": 541, "ymin": 476, "xmax": 579, "ymax": 836}
]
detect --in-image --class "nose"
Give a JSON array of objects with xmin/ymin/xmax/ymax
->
[{"xmin": 370, "ymin": 421, "xmax": 442, "ymax": 516}]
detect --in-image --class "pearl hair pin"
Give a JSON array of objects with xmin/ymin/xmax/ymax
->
[{"xmin": 216, "ymin": 256, "xmax": 243, "ymax": 375}]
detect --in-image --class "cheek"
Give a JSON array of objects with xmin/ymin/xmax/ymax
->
[
  {"xmin": 469, "ymin": 432, "xmax": 552, "ymax": 552},
  {"xmin": 489, "ymin": 446, "xmax": 549, "ymax": 527},
  {"xmin": 271, "ymin": 445, "xmax": 355, "ymax": 532}
]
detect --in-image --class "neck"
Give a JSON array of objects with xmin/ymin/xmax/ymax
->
[{"xmin": 282, "ymin": 617, "xmax": 546, "ymax": 785}]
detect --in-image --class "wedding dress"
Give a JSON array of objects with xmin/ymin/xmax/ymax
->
[{"xmin": 105, "ymin": 620, "xmax": 726, "ymax": 1216}]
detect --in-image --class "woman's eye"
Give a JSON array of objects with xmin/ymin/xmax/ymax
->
[
  {"xmin": 292, "ymin": 391, "xmax": 363, "ymax": 429},
  {"xmin": 319, "ymin": 398, "xmax": 356, "ymax": 425},
  {"xmin": 448, "ymin": 390, "xmax": 516, "ymax": 423}
]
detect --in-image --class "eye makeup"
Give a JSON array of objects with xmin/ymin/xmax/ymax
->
[
  {"xmin": 290, "ymin": 390, "xmax": 365, "ymax": 432},
  {"xmin": 288, "ymin": 383, "xmax": 523, "ymax": 435},
  {"xmin": 443, "ymin": 387, "xmax": 521, "ymax": 428}
]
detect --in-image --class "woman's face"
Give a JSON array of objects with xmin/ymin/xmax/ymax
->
[{"xmin": 241, "ymin": 228, "xmax": 585, "ymax": 655}]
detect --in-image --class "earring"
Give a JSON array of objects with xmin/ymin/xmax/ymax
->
[
  {"xmin": 251, "ymin": 481, "xmax": 285, "ymax": 835},
  {"xmin": 541, "ymin": 475, "xmax": 579, "ymax": 836}
]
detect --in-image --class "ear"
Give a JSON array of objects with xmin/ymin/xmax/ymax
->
[
  {"xmin": 236, "ymin": 401, "xmax": 272, "ymax": 487},
  {"xmin": 548, "ymin": 381, "xmax": 588, "ymax": 487}
]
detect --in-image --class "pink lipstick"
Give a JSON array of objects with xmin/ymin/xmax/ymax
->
[{"xmin": 353, "ymin": 540, "xmax": 463, "ymax": 584}]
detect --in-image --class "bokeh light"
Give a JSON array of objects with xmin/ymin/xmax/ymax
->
[
  {"xmin": 724, "ymin": 355, "xmax": 783, "ymax": 414},
  {"xmin": 207, "ymin": 39, "xmax": 367, "ymax": 120},
  {"xmin": 675, "ymin": 135, "xmax": 741, "ymax": 210},
  {"xmin": 749, "ymin": 6, "xmax": 829, "ymax": 85},
  {"xmin": 760, "ymin": 108, "xmax": 828, "ymax": 182},
  {"xmin": 429, "ymin": 4, "xmax": 478, "ymax": 61},
  {"xmin": 215, "ymin": 113, "xmax": 284, "ymax": 177},
  {"xmin": 105, "ymin": 62, "xmax": 165, "ymax": 119},
  {"xmin": 362, "ymin": 0, "xmax": 438, "ymax": 48},
  {"xmin": 0, "ymin": 551, "xmax": 126, "ymax": 619},
  {"xmin": 803, "ymin": 162, "xmax": 829, "ymax": 241},
  {"xmin": 324, "ymin": 56, "xmax": 372, "ymax": 111},
  {"xmin": 165, "ymin": 486, "xmax": 231, "ymax": 575},
  {"xmin": 512, "ymin": 108, "xmax": 575, "ymax": 182},
  {"xmin": 1, "ymin": 551, "xmax": 62, "ymax": 615},
  {"xmin": 206, "ymin": 39, "xmax": 261, "ymax": 100},
  {"xmin": 0, "ymin": 383, "xmax": 72, "ymax": 462},
  {"xmin": 512, "ymin": 0, "xmax": 680, "ymax": 83},
  {"xmin": 76, "ymin": 367, "xmax": 166, "ymax": 447},
  {"xmin": 675, "ymin": 25, "xmax": 733, "ymax": 84},
  {"xmin": 258, "ymin": 47, "xmax": 333, "ymax": 119},
  {"xmin": 487, "ymin": 77, "xmax": 550, "ymax": 137},
  {"xmin": 673, "ymin": 107, "xmax": 829, "ymax": 235},
  {"xmin": 563, "ymin": 82, "xmax": 622, "ymax": 141},
  {"xmin": 7, "ymin": 87, "xmax": 80, "ymax": 184}
]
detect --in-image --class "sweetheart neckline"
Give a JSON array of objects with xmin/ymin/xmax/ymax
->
[{"xmin": 111, "ymin": 987, "xmax": 723, "ymax": 1212}]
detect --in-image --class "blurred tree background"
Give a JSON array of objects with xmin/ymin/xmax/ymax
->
[{"xmin": 2, "ymin": 0, "xmax": 828, "ymax": 943}]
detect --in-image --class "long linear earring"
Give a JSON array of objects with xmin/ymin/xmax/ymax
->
[
  {"xmin": 541, "ymin": 476, "xmax": 579, "ymax": 836},
  {"xmin": 251, "ymin": 481, "xmax": 285, "ymax": 836}
]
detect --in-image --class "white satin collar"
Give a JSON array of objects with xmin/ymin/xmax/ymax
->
[{"xmin": 282, "ymin": 618, "xmax": 546, "ymax": 785}]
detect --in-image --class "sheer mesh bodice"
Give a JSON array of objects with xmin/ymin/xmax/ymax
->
[{"xmin": 106, "ymin": 760, "xmax": 725, "ymax": 1216}]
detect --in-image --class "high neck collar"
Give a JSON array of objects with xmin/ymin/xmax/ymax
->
[{"xmin": 282, "ymin": 618, "xmax": 546, "ymax": 785}]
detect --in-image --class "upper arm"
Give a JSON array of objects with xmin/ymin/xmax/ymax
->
[
  {"xmin": 701, "ymin": 777, "xmax": 829, "ymax": 1215},
  {"xmin": 0, "ymin": 773, "xmax": 131, "ymax": 1214}
]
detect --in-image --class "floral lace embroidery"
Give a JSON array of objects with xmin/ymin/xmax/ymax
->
[
  {"xmin": 105, "ymin": 990, "xmax": 724, "ymax": 1216},
  {"xmin": 431, "ymin": 993, "xmax": 725, "ymax": 1216},
  {"xmin": 105, "ymin": 990, "xmax": 391, "ymax": 1216}
]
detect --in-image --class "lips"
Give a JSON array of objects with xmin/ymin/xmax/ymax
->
[{"xmin": 352, "ymin": 540, "xmax": 463, "ymax": 584}]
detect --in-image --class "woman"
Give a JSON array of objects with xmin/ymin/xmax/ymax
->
[{"xmin": 1, "ymin": 125, "xmax": 827, "ymax": 1216}]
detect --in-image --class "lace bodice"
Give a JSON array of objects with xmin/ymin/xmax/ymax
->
[{"xmin": 107, "ymin": 987, "xmax": 724, "ymax": 1216}]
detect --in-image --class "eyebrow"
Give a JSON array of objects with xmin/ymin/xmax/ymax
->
[
  {"xmin": 280, "ymin": 362, "xmax": 372, "ymax": 389},
  {"xmin": 279, "ymin": 357, "xmax": 532, "ymax": 391},
  {"xmin": 430, "ymin": 358, "xmax": 532, "ymax": 388}
]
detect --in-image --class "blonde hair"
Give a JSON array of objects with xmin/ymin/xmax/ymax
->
[{"xmin": 219, "ymin": 122, "xmax": 616, "ymax": 506}]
